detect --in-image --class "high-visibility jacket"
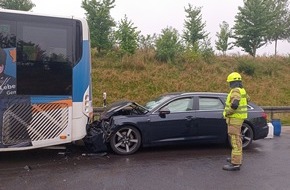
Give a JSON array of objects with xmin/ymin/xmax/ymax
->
[{"xmin": 223, "ymin": 87, "xmax": 248, "ymax": 119}]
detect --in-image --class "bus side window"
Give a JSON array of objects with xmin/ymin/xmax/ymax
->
[
  {"xmin": 0, "ymin": 21, "xmax": 16, "ymax": 48},
  {"xmin": 16, "ymin": 21, "xmax": 74, "ymax": 96}
]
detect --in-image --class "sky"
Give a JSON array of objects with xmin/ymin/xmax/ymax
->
[{"xmin": 32, "ymin": 0, "xmax": 290, "ymax": 56}]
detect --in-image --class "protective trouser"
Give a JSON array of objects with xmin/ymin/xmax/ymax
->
[{"xmin": 228, "ymin": 124, "xmax": 242, "ymax": 165}]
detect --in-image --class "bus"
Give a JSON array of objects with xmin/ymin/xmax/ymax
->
[{"xmin": 0, "ymin": 9, "xmax": 93, "ymax": 151}]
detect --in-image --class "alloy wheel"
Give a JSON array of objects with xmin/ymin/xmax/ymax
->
[{"xmin": 110, "ymin": 126, "xmax": 141, "ymax": 155}]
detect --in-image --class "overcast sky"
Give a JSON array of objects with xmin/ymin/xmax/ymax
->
[{"xmin": 32, "ymin": 0, "xmax": 290, "ymax": 56}]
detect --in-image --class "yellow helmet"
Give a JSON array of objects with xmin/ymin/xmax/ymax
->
[{"xmin": 227, "ymin": 72, "xmax": 242, "ymax": 82}]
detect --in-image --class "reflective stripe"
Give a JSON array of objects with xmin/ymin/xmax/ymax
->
[
  {"xmin": 224, "ymin": 110, "xmax": 247, "ymax": 114},
  {"xmin": 224, "ymin": 105, "xmax": 247, "ymax": 110},
  {"xmin": 230, "ymin": 134, "xmax": 242, "ymax": 164},
  {"xmin": 225, "ymin": 105, "xmax": 247, "ymax": 108}
]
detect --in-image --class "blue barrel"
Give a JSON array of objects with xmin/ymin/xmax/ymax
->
[{"xmin": 272, "ymin": 119, "xmax": 281, "ymax": 136}]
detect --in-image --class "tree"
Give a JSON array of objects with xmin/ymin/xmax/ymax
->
[
  {"xmin": 200, "ymin": 37, "xmax": 215, "ymax": 63},
  {"xmin": 287, "ymin": 13, "xmax": 290, "ymax": 43},
  {"xmin": 115, "ymin": 15, "xmax": 140, "ymax": 55},
  {"xmin": 82, "ymin": 0, "xmax": 115, "ymax": 53},
  {"xmin": 182, "ymin": 4, "xmax": 208, "ymax": 51},
  {"xmin": 138, "ymin": 34, "xmax": 157, "ymax": 52},
  {"xmin": 233, "ymin": 0, "xmax": 273, "ymax": 57},
  {"xmin": 267, "ymin": 0, "xmax": 290, "ymax": 56},
  {"xmin": 155, "ymin": 27, "xmax": 183, "ymax": 63},
  {"xmin": 215, "ymin": 21, "xmax": 234, "ymax": 55},
  {"xmin": 0, "ymin": 0, "xmax": 35, "ymax": 11}
]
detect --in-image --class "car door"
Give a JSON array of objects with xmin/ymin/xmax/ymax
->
[
  {"xmin": 194, "ymin": 96, "xmax": 228, "ymax": 142},
  {"xmin": 148, "ymin": 97, "xmax": 197, "ymax": 145}
]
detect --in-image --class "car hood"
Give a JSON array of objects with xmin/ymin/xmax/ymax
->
[{"xmin": 100, "ymin": 100, "xmax": 148, "ymax": 120}]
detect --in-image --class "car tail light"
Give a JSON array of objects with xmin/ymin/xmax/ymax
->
[{"xmin": 262, "ymin": 112, "xmax": 267, "ymax": 120}]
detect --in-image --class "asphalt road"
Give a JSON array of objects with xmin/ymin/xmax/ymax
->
[{"xmin": 1, "ymin": 127, "xmax": 290, "ymax": 190}]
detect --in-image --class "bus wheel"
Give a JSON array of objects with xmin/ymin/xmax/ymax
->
[{"xmin": 109, "ymin": 126, "xmax": 141, "ymax": 155}]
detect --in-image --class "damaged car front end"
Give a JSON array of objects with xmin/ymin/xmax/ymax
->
[{"xmin": 84, "ymin": 101, "xmax": 148, "ymax": 154}]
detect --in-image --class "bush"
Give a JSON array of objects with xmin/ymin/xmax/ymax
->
[
  {"xmin": 237, "ymin": 60, "xmax": 256, "ymax": 76},
  {"xmin": 180, "ymin": 49, "xmax": 202, "ymax": 64},
  {"xmin": 155, "ymin": 27, "xmax": 183, "ymax": 63}
]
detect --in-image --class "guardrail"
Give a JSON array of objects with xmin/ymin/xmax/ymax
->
[
  {"xmin": 93, "ymin": 107, "xmax": 105, "ymax": 118},
  {"xmin": 94, "ymin": 106, "xmax": 290, "ymax": 119},
  {"xmin": 261, "ymin": 106, "xmax": 290, "ymax": 120},
  {"xmin": 94, "ymin": 107, "xmax": 105, "ymax": 113}
]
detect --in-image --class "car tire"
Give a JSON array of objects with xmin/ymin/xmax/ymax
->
[
  {"xmin": 228, "ymin": 123, "xmax": 253, "ymax": 149},
  {"xmin": 110, "ymin": 126, "xmax": 141, "ymax": 155},
  {"xmin": 241, "ymin": 123, "xmax": 253, "ymax": 148}
]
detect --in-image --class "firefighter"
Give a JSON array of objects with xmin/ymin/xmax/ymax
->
[{"xmin": 223, "ymin": 72, "xmax": 249, "ymax": 171}]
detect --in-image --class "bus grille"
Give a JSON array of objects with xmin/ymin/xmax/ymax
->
[{"xmin": 2, "ymin": 103, "xmax": 69, "ymax": 145}]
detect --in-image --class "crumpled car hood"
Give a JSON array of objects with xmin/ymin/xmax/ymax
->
[{"xmin": 100, "ymin": 100, "xmax": 147, "ymax": 120}]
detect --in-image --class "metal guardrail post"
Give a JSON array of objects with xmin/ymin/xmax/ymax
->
[{"xmin": 103, "ymin": 92, "xmax": 107, "ymax": 107}]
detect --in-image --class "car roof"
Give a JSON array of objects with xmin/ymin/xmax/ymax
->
[
  {"xmin": 182, "ymin": 92, "xmax": 227, "ymax": 96},
  {"xmin": 161, "ymin": 92, "xmax": 261, "ymax": 110},
  {"xmin": 162, "ymin": 92, "xmax": 228, "ymax": 97}
]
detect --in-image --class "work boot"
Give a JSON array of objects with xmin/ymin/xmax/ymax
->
[
  {"xmin": 223, "ymin": 164, "xmax": 241, "ymax": 171},
  {"xmin": 226, "ymin": 158, "xmax": 242, "ymax": 166}
]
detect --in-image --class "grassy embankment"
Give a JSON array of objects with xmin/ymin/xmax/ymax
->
[{"xmin": 91, "ymin": 50, "xmax": 290, "ymax": 123}]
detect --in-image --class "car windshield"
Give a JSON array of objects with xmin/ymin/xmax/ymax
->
[{"xmin": 144, "ymin": 94, "xmax": 177, "ymax": 111}]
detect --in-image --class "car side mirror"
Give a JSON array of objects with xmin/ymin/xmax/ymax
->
[{"xmin": 159, "ymin": 108, "xmax": 170, "ymax": 118}]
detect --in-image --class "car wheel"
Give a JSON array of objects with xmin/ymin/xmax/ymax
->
[
  {"xmin": 110, "ymin": 126, "xmax": 141, "ymax": 155},
  {"xmin": 241, "ymin": 123, "xmax": 253, "ymax": 148}
]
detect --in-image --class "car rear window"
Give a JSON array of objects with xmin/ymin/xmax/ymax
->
[{"xmin": 199, "ymin": 97, "xmax": 224, "ymax": 110}]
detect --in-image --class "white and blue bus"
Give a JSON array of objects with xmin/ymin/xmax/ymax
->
[{"xmin": 0, "ymin": 9, "xmax": 93, "ymax": 151}]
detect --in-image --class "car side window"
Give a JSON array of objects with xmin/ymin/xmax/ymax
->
[
  {"xmin": 162, "ymin": 98, "xmax": 192, "ymax": 113},
  {"xmin": 199, "ymin": 97, "xmax": 224, "ymax": 110}
]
